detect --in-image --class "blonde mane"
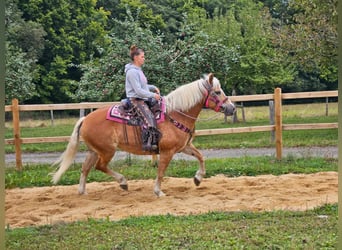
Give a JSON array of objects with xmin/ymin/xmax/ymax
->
[{"xmin": 165, "ymin": 75, "xmax": 221, "ymax": 112}]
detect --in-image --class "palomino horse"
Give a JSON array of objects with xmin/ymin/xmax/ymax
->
[{"xmin": 52, "ymin": 73, "xmax": 235, "ymax": 196}]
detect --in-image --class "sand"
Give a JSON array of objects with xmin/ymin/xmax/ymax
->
[{"xmin": 5, "ymin": 171, "xmax": 338, "ymax": 228}]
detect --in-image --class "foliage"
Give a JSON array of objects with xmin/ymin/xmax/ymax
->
[
  {"xmin": 5, "ymin": 0, "xmax": 46, "ymax": 104},
  {"xmin": 118, "ymin": 0, "xmax": 166, "ymax": 32},
  {"xmin": 7, "ymin": 0, "xmax": 338, "ymax": 104},
  {"xmin": 5, "ymin": 204, "xmax": 337, "ymax": 249},
  {"xmin": 72, "ymin": 16, "xmax": 239, "ymax": 101},
  {"xmin": 17, "ymin": 0, "xmax": 111, "ymax": 103},
  {"xmin": 5, "ymin": 42, "xmax": 37, "ymax": 104},
  {"xmin": 140, "ymin": 0, "xmax": 190, "ymax": 42},
  {"xmin": 96, "ymin": 0, "xmax": 167, "ymax": 36},
  {"xmin": 5, "ymin": 0, "xmax": 46, "ymax": 61},
  {"xmin": 274, "ymin": 0, "xmax": 338, "ymax": 85},
  {"xmin": 196, "ymin": 0, "xmax": 295, "ymax": 94},
  {"xmin": 71, "ymin": 17, "xmax": 171, "ymax": 101}
]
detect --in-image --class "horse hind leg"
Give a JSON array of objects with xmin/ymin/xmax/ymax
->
[
  {"xmin": 79, "ymin": 151, "xmax": 98, "ymax": 195},
  {"xmin": 180, "ymin": 143, "xmax": 205, "ymax": 186},
  {"xmin": 95, "ymin": 152, "xmax": 128, "ymax": 190},
  {"xmin": 154, "ymin": 153, "xmax": 173, "ymax": 197}
]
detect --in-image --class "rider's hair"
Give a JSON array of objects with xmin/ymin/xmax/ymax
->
[{"xmin": 130, "ymin": 45, "xmax": 144, "ymax": 61}]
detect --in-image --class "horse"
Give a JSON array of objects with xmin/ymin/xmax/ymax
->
[{"xmin": 51, "ymin": 73, "xmax": 236, "ymax": 197}]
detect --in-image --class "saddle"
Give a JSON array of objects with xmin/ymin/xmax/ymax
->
[{"xmin": 106, "ymin": 98, "xmax": 166, "ymax": 126}]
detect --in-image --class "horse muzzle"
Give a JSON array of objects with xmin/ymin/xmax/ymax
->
[{"xmin": 222, "ymin": 103, "xmax": 236, "ymax": 116}]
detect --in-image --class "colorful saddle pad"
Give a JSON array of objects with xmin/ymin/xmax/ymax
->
[{"xmin": 106, "ymin": 99, "xmax": 166, "ymax": 125}]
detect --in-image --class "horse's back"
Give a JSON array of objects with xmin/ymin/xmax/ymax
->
[
  {"xmin": 82, "ymin": 106, "xmax": 111, "ymax": 128},
  {"xmin": 80, "ymin": 106, "xmax": 119, "ymax": 149}
]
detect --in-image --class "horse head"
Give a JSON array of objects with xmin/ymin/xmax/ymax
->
[{"xmin": 203, "ymin": 73, "xmax": 236, "ymax": 116}]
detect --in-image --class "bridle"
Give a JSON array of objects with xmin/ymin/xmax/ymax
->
[{"xmin": 202, "ymin": 80, "xmax": 228, "ymax": 112}]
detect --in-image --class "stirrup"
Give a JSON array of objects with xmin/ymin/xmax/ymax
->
[{"xmin": 142, "ymin": 144, "xmax": 152, "ymax": 151}]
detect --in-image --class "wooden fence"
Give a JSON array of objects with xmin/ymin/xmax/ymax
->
[{"xmin": 5, "ymin": 88, "xmax": 338, "ymax": 169}]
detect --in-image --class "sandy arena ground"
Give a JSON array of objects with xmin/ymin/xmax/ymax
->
[{"xmin": 5, "ymin": 171, "xmax": 338, "ymax": 228}]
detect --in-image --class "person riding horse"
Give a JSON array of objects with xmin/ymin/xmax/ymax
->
[
  {"xmin": 124, "ymin": 45, "xmax": 161, "ymax": 152},
  {"xmin": 52, "ymin": 73, "xmax": 236, "ymax": 197}
]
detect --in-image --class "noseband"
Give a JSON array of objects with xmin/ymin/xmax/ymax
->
[{"xmin": 202, "ymin": 80, "xmax": 228, "ymax": 112}]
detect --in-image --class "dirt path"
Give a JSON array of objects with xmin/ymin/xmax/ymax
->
[
  {"xmin": 5, "ymin": 146, "xmax": 338, "ymax": 165},
  {"xmin": 5, "ymin": 171, "xmax": 337, "ymax": 228}
]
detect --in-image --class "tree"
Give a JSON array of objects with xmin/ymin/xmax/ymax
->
[
  {"xmin": 17, "ymin": 0, "xmax": 111, "ymax": 103},
  {"xmin": 5, "ymin": 0, "xmax": 42, "ymax": 104},
  {"xmin": 196, "ymin": 0, "xmax": 295, "ymax": 94},
  {"xmin": 274, "ymin": 0, "xmax": 337, "ymax": 88},
  {"xmin": 140, "ymin": 0, "xmax": 190, "ymax": 42},
  {"xmin": 73, "ymin": 16, "xmax": 239, "ymax": 102},
  {"xmin": 71, "ymin": 18, "xmax": 171, "ymax": 102},
  {"xmin": 259, "ymin": 0, "xmax": 292, "ymax": 22},
  {"xmin": 96, "ymin": 0, "xmax": 166, "ymax": 35},
  {"xmin": 5, "ymin": 43, "xmax": 37, "ymax": 104},
  {"xmin": 6, "ymin": 0, "xmax": 46, "ymax": 62}
]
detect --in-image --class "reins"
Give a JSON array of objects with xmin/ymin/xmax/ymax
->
[{"xmin": 165, "ymin": 104, "xmax": 223, "ymax": 121}]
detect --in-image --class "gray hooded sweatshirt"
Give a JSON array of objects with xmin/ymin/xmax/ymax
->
[{"xmin": 125, "ymin": 63, "xmax": 157, "ymax": 100}]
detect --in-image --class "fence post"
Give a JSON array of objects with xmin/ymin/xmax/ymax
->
[
  {"xmin": 50, "ymin": 110, "xmax": 54, "ymax": 126},
  {"xmin": 231, "ymin": 89, "xmax": 238, "ymax": 123},
  {"xmin": 241, "ymin": 102, "xmax": 246, "ymax": 122},
  {"xmin": 274, "ymin": 88, "xmax": 282, "ymax": 160},
  {"xmin": 269, "ymin": 100, "xmax": 275, "ymax": 142},
  {"xmin": 12, "ymin": 98, "xmax": 22, "ymax": 170}
]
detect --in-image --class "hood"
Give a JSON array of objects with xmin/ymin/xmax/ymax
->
[{"xmin": 125, "ymin": 63, "xmax": 139, "ymax": 73}]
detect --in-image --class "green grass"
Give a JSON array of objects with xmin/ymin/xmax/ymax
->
[
  {"xmin": 5, "ymin": 204, "xmax": 337, "ymax": 249},
  {"xmin": 5, "ymin": 156, "xmax": 337, "ymax": 189}
]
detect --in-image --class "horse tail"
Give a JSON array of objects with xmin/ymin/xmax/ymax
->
[{"xmin": 51, "ymin": 117, "xmax": 85, "ymax": 184}]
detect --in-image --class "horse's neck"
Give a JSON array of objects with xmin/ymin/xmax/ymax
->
[{"xmin": 169, "ymin": 101, "xmax": 203, "ymax": 129}]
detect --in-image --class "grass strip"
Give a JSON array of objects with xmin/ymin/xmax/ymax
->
[
  {"xmin": 5, "ymin": 156, "xmax": 337, "ymax": 189},
  {"xmin": 5, "ymin": 204, "xmax": 337, "ymax": 249}
]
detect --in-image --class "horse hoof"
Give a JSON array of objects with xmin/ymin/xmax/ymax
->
[
  {"xmin": 194, "ymin": 177, "xmax": 201, "ymax": 186},
  {"xmin": 154, "ymin": 190, "xmax": 166, "ymax": 197},
  {"xmin": 120, "ymin": 184, "xmax": 128, "ymax": 191}
]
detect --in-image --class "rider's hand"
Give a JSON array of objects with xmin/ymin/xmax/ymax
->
[{"xmin": 154, "ymin": 93, "xmax": 161, "ymax": 100}]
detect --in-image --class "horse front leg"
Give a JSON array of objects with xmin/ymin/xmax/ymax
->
[
  {"xmin": 181, "ymin": 143, "xmax": 205, "ymax": 186},
  {"xmin": 154, "ymin": 153, "xmax": 173, "ymax": 197}
]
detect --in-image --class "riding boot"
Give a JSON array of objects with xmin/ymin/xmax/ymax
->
[
  {"xmin": 142, "ymin": 129, "xmax": 152, "ymax": 151},
  {"xmin": 151, "ymin": 136, "xmax": 158, "ymax": 151},
  {"xmin": 150, "ymin": 128, "xmax": 162, "ymax": 152}
]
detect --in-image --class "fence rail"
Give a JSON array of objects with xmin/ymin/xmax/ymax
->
[{"xmin": 5, "ymin": 88, "xmax": 338, "ymax": 169}]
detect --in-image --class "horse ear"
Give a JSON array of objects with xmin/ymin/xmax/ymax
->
[{"xmin": 208, "ymin": 73, "xmax": 214, "ymax": 85}]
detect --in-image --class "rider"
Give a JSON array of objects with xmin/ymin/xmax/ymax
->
[{"xmin": 124, "ymin": 45, "xmax": 161, "ymax": 152}]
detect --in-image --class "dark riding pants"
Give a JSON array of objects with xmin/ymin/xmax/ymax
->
[
  {"xmin": 129, "ymin": 98, "xmax": 156, "ymax": 129},
  {"xmin": 130, "ymin": 98, "xmax": 160, "ymax": 151}
]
